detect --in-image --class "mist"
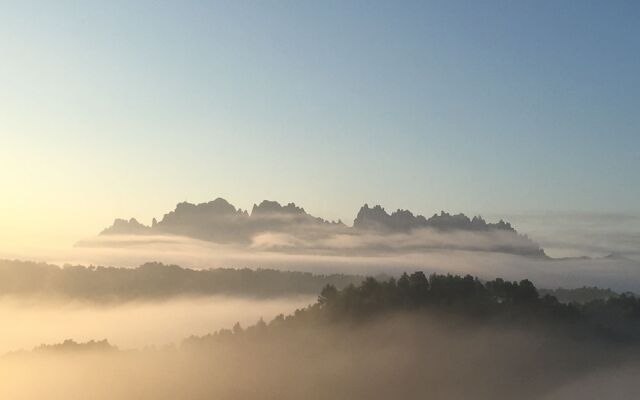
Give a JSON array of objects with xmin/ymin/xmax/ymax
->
[
  {"xmin": 2, "ymin": 0, "xmax": 638, "ymax": 397},
  {"xmin": 1, "ymin": 221, "xmax": 639, "ymax": 398},
  {"xmin": 503, "ymin": 213, "xmax": 640, "ymax": 261},
  {"xmin": 0, "ymin": 295, "xmax": 312, "ymax": 355},
  {"xmin": 2, "ymin": 313, "xmax": 639, "ymax": 400},
  {"xmin": 17, "ymin": 231, "xmax": 639, "ymax": 293}
]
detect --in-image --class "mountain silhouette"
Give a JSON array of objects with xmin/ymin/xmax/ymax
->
[
  {"xmin": 353, "ymin": 204, "xmax": 515, "ymax": 232},
  {"xmin": 98, "ymin": 197, "xmax": 545, "ymax": 257}
]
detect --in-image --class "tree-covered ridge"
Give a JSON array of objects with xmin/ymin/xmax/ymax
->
[
  {"xmin": 188, "ymin": 272, "xmax": 640, "ymax": 345},
  {"xmin": 0, "ymin": 259, "xmax": 363, "ymax": 301},
  {"xmin": 0, "ymin": 258, "xmax": 628, "ymax": 304},
  {"xmin": 313, "ymin": 273, "xmax": 586, "ymax": 328},
  {"xmin": 33, "ymin": 339, "xmax": 116, "ymax": 353},
  {"xmin": 319, "ymin": 274, "xmax": 640, "ymax": 341},
  {"xmin": 539, "ymin": 286, "xmax": 623, "ymax": 304},
  {"xmin": 2, "ymin": 339, "xmax": 117, "ymax": 358}
]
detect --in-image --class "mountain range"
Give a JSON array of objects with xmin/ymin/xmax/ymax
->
[{"xmin": 97, "ymin": 198, "xmax": 545, "ymax": 257}]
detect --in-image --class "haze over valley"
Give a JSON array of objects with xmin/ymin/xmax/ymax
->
[{"xmin": 2, "ymin": 1, "xmax": 639, "ymax": 398}]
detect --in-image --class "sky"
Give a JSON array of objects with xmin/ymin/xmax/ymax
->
[{"xmin": 1, "ymin": 0, "xmax": 639, "ymax": 250}]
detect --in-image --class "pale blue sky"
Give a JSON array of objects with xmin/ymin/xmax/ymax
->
[{"xmin": 1, "ymin": 0, "xmax": 638, "ymax": 246}]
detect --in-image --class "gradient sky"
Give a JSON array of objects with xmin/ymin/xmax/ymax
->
[{"xmin": 1, "ymin": 0, "xmax": 639, "ymax": 250}]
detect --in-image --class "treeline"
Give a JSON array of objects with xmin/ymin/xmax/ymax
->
[
  {"xmin": 0, "ymin": 259, "xmax": 626, "ymax": 304},
  {"xmin": 188, "ymin": 272, "xmax": 640, "ymax": 345},
  {"xmin": 0, "ymin": 259, "xmax": 363, "ymax": 301},
  {"xmin": 539, "ymin": 286, "xmax": 622, "ymax": 304}
]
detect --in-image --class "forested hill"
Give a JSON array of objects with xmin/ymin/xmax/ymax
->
[
  {"xmin": 0, "ymin": 259, "xmax": 363, "ymax": 301},
  {"xmin": 539, "ymin": 286, "xmax": 623, "ymax": 304},
  {"xmin": 0, "ymin": 259, "xmax": 626, "ymax": 304},
  {"xmin": 188, "ymin": 272, "xmax": 640, "ymax": 345}
]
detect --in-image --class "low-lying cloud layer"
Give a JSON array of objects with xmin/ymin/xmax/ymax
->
[
  {"xmin": 504, "ymin": 212, "xmax": 640, "ymax": 261},
  {"xmin": 2, "ymin": 313, "xmax": 639, "ymax": 400},
  {"xmin": 66, "ymin": 230, "xmax": 640, "ymax": 293},
  {"xmin": 0, "ymin": 295, "xmax": 312, "ymax": 355},
  {"xmin": 4, "ymin": 200, "xmax": 639, "ymax": 293}
]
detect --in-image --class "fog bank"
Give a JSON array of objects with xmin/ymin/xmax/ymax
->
[
  {"xmin": 10, "ymin": 233, "xmax": 639, "ymax": 293},
  {"xmin": 0, "ymin": 296, "xmax": 312, "ymax": 355},
  {"xmin": 1, "ymin": 314, "xmax": 638, "ymax": 400}
]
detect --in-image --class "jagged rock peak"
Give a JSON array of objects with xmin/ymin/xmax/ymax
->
[
  {"xmin": 354, "ymin": 204, "xmax": 516, "ymax": 232},
  {"xmin": 251, "ymin": 200, "xmax": 307, "ymax": 216},
  {"xmin": 173, "ymin": 197, "xmax": 239, "ymax": 215},
  {"xmin": 101, "ymin": 218, "xmax": 150, "ymax": 235}
]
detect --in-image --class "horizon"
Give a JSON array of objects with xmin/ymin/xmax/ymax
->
[{"xmin": 2, "ymin": 193, "xmax": 638, "ymax": 267}]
